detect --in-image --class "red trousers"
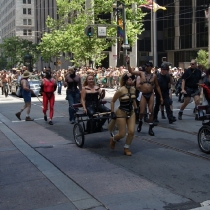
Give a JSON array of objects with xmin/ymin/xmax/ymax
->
[{"xmin": 42, "ymin": 93, "xmax": 55, "ymax": 119}]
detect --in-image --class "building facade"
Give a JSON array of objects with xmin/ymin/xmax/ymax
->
[
  {"xmin": 0, "ymin": 0, "xmax": 35, "ymax": 43},
  {"xmin": 139, "ymin": 0, "xmax": 209, "ymax": 67}
]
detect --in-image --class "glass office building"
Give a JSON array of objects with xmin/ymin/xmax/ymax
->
[{"xmin": 139, "ymin": 0, "xmax": 209, "ymax": 67}]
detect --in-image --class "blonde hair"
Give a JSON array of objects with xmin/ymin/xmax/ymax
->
[{"xmin": 83, "ymin": 75, "xmax": 95, "ymax": 86}]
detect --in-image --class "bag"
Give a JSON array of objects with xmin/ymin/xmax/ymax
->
[{"xmin": 16, "ymin": 86, "xmax": 22, "ymax": 97}]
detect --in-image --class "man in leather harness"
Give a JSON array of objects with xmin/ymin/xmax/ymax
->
[{"xmin": 127, "ymin": 58, "xmax": 163, "ymax": 136}]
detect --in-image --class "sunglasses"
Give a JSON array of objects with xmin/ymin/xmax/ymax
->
[{"xmin": 191, "ymin": 63, "xmax": 195, "ymax": 65}]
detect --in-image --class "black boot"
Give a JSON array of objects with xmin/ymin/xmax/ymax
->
[
  {"xmin": 161, "ymin": 111, "xmax": 166, "ymax": 119},
  {"xmin": 148, "ymin": 124, "xmax": 154, "ymax": 136},
  {"xmin": 178, "ymin": 112, "xmax": 183, "ymax": 120},
  {"xmin": 137, "ymin": 121, "xmax": 143, "ymax": 132}
]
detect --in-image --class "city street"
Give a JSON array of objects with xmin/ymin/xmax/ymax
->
[{"xmin": 1, "ymin": 88, "xmax": 210, "ymax": 210}]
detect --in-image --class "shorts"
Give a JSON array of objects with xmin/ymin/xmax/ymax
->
[
  {"xmin": 184, "ymin": 87, "xmax": 200, "ymax": 98},
  {"xmin": 22, "ymin": 90, "xmax": 31, "ymax": 102}
]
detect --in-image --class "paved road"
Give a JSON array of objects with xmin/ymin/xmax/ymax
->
[{"xmin": 0, "ymin": 88, "xmax": 210, "ymax": 210}]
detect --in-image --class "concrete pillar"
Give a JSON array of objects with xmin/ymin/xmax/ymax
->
[{"xmin": 174, "ymin": 0, "xmax": 180, "ymax": 50}]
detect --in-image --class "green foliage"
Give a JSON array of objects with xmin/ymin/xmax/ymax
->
[
  {"xmin": 38, "ymin": 0, "xmax": 146, "ymax": 65},
  {"xmin": 196, "ymin": 49, "xmax": 209, "ymax": 69},
  {"xmin": 0, "ymin": 37, "xmax": 40, "ymax": 69}
]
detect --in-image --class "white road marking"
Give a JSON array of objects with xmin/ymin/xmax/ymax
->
[{"xmin": 12, "ymin": 116, "xmax": 65, "ymax": 123}]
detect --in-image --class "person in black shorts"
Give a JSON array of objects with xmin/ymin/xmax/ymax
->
[{"xmin": 178, "ymin": 59, "xmax": 202, "ymax": 120}]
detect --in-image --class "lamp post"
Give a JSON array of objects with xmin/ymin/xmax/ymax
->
[
  {"xmin": 122, "ymin": 3, "xmax": 127, "ymax": 67},
  {"xmin": 24, "ymin": 54, "xmax": 32, "ymax": 72}
]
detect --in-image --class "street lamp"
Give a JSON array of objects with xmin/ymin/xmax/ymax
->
[{"xmin": 24, "ymin": 54, "xmax": 33, "ymax": 72}]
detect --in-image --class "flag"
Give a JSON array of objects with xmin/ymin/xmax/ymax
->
[
  {"xmin": 138, "ymin": 0, "xmax": 166, "ymax": 12},
  {"xmin": 117, "ymin": 18, "xmax": 124, "ymax": 38}
]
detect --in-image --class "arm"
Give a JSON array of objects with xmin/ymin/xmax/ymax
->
[
  {"xmin": 54, "ymin": 79, "xmax": 57, "ymax": 91},
  {"xmin": 78, "ymin": 77, "xmax": 82, "ymax": 91},
  {"xmin": 154, "ymin": 75, "xmax": 163, "ymax": 103},
  {"xmin": 110, "ymin": 90, "xmax": 121, "ymax": 112},
  {"xmin": 133, "ymin": 100, "xmax": 137, "ymax": 109},
  {"xmin": 80, "ymin": 87, "xmax": 87, "ymax": 113},
  {"xmin": 136, "ymin": 76, "xmax": 141, "ymax": 91},
  {"xmin": 64, "ymin": 75, "xmax": 68, "ymax": 87},
  {"xmin": 181, "ymin": 79, "xmax": 186, "ymax": 93}
]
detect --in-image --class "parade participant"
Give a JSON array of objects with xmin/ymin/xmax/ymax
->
[
  {"xmin": 81, "ymin": 75, "xmax": 110, "ymax": 132},
  {"xmin": 64, "ymin": 67, "xmax": 82, "ymax": 124},
  {"xmin": 178, "ymin": 59, "xmax": 202, "ymax": 120},
  {"xmin": 40, "ymin": 68, "xmax": 57, "ymax": 125},
  {"xmin": 154, "ymin": 62, "xmax": 176, "ymax": 124},
  {"xmin": 15, "ymin": 71, "xmax": 34, "ymax": 121},
  {"xmin": 109, "ymin": 72, "xmax": 137, "ymax": 156},
  {"xmin": 127, "ymin": 58, "xmax": 163, "ymax": 136}
]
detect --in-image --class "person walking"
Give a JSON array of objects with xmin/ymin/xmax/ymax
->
[
  {"xmin": 153, "ymin": 62, "xmax": 176, "ymax": 124},
  {"xmin": 64, "ymin": 67, "xmax": 82, "ymax": 124},
  {"xmin": 41, "ymin": 68, "xmax": 57, "ymax": 125},
  {"xmin": 56, "ymin": 71, "xmax": 63, "ymax": 95},
  {"xmin": 178, "ymin": 59, "xmax": 202, "ymax": 120},
  {"xmin": 15, "ymin": 71, "xmax": 34, "ymax": 121}
]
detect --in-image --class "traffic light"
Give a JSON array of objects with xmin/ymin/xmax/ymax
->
[
  {"xmin": 88, "ymin": 27, "xmax": 92, "ymax": 37},
  {"xmin": 85, "ymin": 26, "xmax": 94, "ymax": 37}
]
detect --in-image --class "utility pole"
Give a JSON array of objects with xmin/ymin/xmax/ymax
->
[
  {"xmin": 208, "ymin": 6, "xmax": 210, "ymax": 66},
  {"xmin": 122, "ymin": 3, "xmax": 127, "ymax": 67}
]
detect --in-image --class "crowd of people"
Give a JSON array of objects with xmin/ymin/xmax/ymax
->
[{"xmin": 0, "ymin": 58, "xmax": 209, "ymax": 156}]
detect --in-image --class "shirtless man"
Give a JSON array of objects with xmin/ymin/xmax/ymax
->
[
  {"xmin": 1, "ymin": 70, "xmax": 9, "ymax": 97},
  {"xmin": 127, "ymin": 57, "xmax": 163, "ymax": 136}
]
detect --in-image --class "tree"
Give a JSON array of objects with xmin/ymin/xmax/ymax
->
[
  {"xmin": 0, "ymin": 37, "xmax": 40, "ymax": 69},
  {"xmin": 196, "ymin": 49, "xmax": 209, "ymax": 69},
  {"xmin": 38, "ymin": 0, "xmax": 146, "ymax": 66}
]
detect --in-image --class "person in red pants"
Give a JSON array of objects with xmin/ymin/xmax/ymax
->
[{"xmin": 41, "ymin": 68, "xmax": 57, "ymax": 125}]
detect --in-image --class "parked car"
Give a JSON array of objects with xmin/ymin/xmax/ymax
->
[{"xmin": 11, "ymin": 79, "xmax": 41, "ymax": 97}]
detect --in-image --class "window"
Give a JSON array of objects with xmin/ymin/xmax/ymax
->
[
  {"xmin": 28, "ymin": 8, "xmax": 31, "ymax": 15},
  {"xmin": 28, "ymin": 30, "xmax": 32, "ymax": 35},
  {"xmin": 23, "ymin": 0, "xmax": 26, "ymax": 3},
  {"xmin": 28, "ymin": 0, "xmax": 31, "ymax": 4},
  {"xmin": 28, "ymin": 19, "xmax": 31, "ymax": 25},
  {"xmin": 23, "ymin": 8, "xmax": 26, "ymax": 14},
  {"xmin": 23, "ymin": 29, "xmax": 27, "ymax": 35},
  {"xmin": 23, "ymin": 19, "xmax": 27, "ymax": 25}
]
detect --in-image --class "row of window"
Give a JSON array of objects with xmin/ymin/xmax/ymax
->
[
  {"xmin": 1, "ymin": 20, "xmax": 15, "ymax": 36},
  {"xmin": 0, "ymin": 0, "xmax": 15, "ymax": 18},
  {"xmin": 1, "ymin": 10, "xmax": 15, "ymax": 27},
  {"xmin": 23, "ymin": 29, "xmax": 32, "ymax": 36},
  {"xmin": 23, "ymin": 8, "xmax": 32, "ymax": 15},
  {"xmin": 23, "ymin": 19, "xmax": 32, "ymax": 25},
  {"xmin": 23, "ymin": 0, "xmax": 31, "ymax": 4}
]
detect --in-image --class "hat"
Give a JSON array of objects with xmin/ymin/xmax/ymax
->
[
  {"xmin": 145, "ymin": 62, "xmax": 153, "ymax": 67},
  {"xmin": 21, "ymin": 71, "xmax": 31, "ymax": 78},
  {"xmin": 161, "ymin": 62, "xmax": 172, "ymax": 70}
]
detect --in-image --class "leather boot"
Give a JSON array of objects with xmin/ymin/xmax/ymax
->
[
  {"xmin": 148, "ymin": 124, "xmax": 154, "ymax": 136},
  {"xmin": 124, "ymin": 148, "xmax": 132, "ymax": 156},
  {"xmin": 110, "ymin": 137, "xmax": 116, "ymax": 150},
  {"xmin": 137, "ymin": 121, "xmax": 143, "ymax": 132},
  {"xmin": 161, "ymin": 111, "xmax": 166, "ymax": 119}
]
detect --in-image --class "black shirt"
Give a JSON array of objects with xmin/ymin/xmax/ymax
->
[
  {"xmin": 157, "ymin": 73, "xmax": 170, "ymax": 92},
  {"xmin": 182, "ymin": 68, "xmax": 201, "ymax": 89}
]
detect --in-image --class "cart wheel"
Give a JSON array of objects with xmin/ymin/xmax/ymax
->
[
  {"xmin": 110, "ymin": 125, "xmax": 118, "ymax": 137},
  {"xmin": 73, "ymin": 123, "xmax": 85, "ymax": 148},
  {"xmin": 198, "ymin": 125, "xmax": 210, "ymax": 154}
]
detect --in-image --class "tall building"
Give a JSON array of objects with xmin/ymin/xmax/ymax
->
[{"xmin": 0, "ymin": 0, "xmax": 35, "ymax": 43}]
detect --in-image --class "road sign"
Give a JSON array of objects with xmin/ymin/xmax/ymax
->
[
  {"xmin": 97, "ymin": 26, "xmax": 107, "ymax": 37},
  {"xmin": 122, "ymin": 44, "xmax": 130, "ymax": 49},
  {"xmin": 84, "ymin": 26, "xmax": 94, "ymax": 37}
]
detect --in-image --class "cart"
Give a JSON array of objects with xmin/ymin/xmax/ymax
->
[{"xmin": 72, "ymin": 100, "xmax": 116, "ymax": 148}]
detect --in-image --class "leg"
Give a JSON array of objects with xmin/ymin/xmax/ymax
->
[
  {"xmin": 124, "ymin": 112, "xmax": 135, "ymax": 156},
  {"xmin": 137, "ymin": 96, "xmax": 147, "ymax": 132},
  {"xmin": 163, "ymin": 95, "xmax": 174, "ymax": 123},
  {"xmin": 178, "ymin": 96, "xmax": 191, "ymax": 120},
  {"xmin": 49, "ymin": 94, "xmax": 55, "ymax": 123},
  {"xmin": 67, "ymin": 92, "xmax": 75, "ymax": 122},
  {"xmin": 42, "ymin": 93, "xmax": 48, "ymax": 117},
  {"xmin": 98, "ymin": 105, "xmax": 111, "ymax": 126},
  {"xmin": 153, "ymin": 94, "xmax": 160, "ymax": 123},
  {"xmin": 148, "ymin": 93, "xmax": 155, "ymax": 136}
]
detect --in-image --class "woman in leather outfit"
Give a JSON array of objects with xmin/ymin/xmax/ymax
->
[
  {"xmin": 109, "ymin": 73, "xmax": 137, "ymax": 156},
  {"xmin": 81, "ymin": 75, "xmax": 110, "ymax": 132}
]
